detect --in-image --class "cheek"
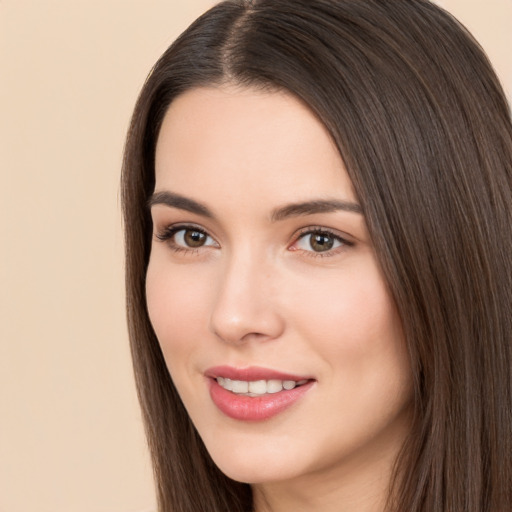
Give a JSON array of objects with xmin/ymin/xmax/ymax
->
[
  {"xmin": 292, "ymin": 265, "xmax": 412, "ymax": 431},
  {"xmin": 290, "ymin": 263, "xmax": 400, "ymax": 349},
  {"xmin": 145, "ymin": 258, "xmax": 212, "ymax": 359},
  {"xmin": 286, "ymin": 258, "xmax": 409, "ymax": 390}
]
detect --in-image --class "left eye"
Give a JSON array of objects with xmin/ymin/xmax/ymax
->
[{"xmin": 295, "ymin": 231, "xmax": 344, "ymax": 253}]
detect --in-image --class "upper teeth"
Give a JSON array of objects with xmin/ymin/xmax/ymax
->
[{"xmin": 216, "ymin": 377, "xmax": 307, "ymax": 396}]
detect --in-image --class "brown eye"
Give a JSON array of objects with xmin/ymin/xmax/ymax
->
[
  {"xmin": 183, "ymin": 229, "xmax": 207, "ymax": 247},
  {"xmin": 309, "ymin": 233, "xmax": 335, "ymax": 252},
  {"xmin": 160, "ymin": 227, "xmax": 217, "ymax": 249},
  {"xmin": 294, "ymin": 230, "xmax": 345, "ymax": 253}
]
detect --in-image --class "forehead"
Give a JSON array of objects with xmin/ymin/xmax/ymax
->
[{"xmin": 154, "ymin": 85, "xmax": 356, "ymax": 207}]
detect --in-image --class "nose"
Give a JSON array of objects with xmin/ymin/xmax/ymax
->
[{"xmin": 209, "ymin": 252, "xmax": 285, "ymax": 345}]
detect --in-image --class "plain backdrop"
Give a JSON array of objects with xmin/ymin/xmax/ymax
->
[{"xmin": 0, "ymin": 1, "xmax": 510, "ymax": 511}]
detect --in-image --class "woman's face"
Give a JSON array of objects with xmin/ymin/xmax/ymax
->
[{"xmin": 146, "ymin": 85, "xmax": 413, "ymax": 493}]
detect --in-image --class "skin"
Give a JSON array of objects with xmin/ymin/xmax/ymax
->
[{"xmin": 146, "ymin": 85, "xmax": 413, "ymax": 512}]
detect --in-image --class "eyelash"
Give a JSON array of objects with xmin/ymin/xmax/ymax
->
[
  {"xmin": 154, "ymin": 224, "xmax": 353, "ymax": 257},
  {"xmin": 155, "ymin": 224, "xmax": 216, "ymax": 254},
  {"xmin": 292, "ymin": 226, "xmax": 353, "ymax": 258}
]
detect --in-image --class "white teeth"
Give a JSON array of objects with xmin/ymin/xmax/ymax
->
[
  {"xmin": 216, "ymin": 378, "xmax": 306, "ymax": 395},
  {"xmin": 283, "ymin": 380, "xmax": 296, "ymax": 390},
  {"xmin": 267, "ymin": 379, "xmax": 283, "ymax": 393},
  {"xmin": 248, "ymin": 380, "xmax": 267, "ymax": 394},
  {"xmin": 231, "ymin": 380, "xmax": 249, "ymax": 393}
]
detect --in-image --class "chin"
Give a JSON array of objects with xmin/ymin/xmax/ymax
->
[
  {"xmin": 216, "ymin": 461, "xmax": 295, "ymax": 485},
  {"xmin": 205, "ymin": 440, "xmax": 301, "ymax": 484}
]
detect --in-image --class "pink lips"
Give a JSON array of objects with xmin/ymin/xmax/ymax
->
[{"xmin": 205, "ymin": 366, "xmax": 315, "ymax": 421}]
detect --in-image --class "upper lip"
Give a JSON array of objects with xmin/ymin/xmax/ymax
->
[{"xmin": 204, "ymin": 365, "xmax": 313, "ymax": 382}]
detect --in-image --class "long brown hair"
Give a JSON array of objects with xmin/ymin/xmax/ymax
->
[{"xmin": 121, "ymin": 1, "xmax": 512, "ymax": 510}]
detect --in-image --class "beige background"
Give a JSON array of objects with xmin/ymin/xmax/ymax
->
[{"xmin": 0, "ymin": 1, "xmax": 510, "ymax": 511}]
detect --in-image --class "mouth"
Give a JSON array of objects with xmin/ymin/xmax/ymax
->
[
  {"xmin": 205, "ymin": 366, "xmax": 315, "ymax": 421},
  {"xmin": 215, "ymin": 377, "xmax": 310, "ymax": 396}
]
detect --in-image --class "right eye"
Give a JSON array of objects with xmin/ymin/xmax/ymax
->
[
  {"xmin": 174, "ymin": 228, "xmax": 213, "ymax": 248},
  {"xmin": 156, "ymin": 225, "xmax": 219, "ymax": 251}
]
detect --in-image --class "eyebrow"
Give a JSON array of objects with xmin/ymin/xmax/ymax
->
[
  {"xmin": 148, "ymin": 191, "xmax": 214, "ymax": 218},
  {"xmin": 270, "ymin": 198, "xmax": 363, "ymax": 221},
  {"xmin": 148, "ymin": 190, "xmax": 363, "ymax": 221}
]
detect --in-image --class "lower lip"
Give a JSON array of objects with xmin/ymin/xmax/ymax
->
[{"xmin": 208, "ymin": 379, "xmax": 314, "ymax": 421}]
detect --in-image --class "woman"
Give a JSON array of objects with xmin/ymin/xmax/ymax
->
[{"xmin": 121, "ymin": 1, "xmax": 512, "ymax": 511}]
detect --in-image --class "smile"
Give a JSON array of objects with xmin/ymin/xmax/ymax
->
[
  {"xmin": 216, "ymin": 377, "xmax": 309, "ymax": 396},
  {"xmin": 206, "ymin": 366, "xmax": 315, "ymax": 421}
]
